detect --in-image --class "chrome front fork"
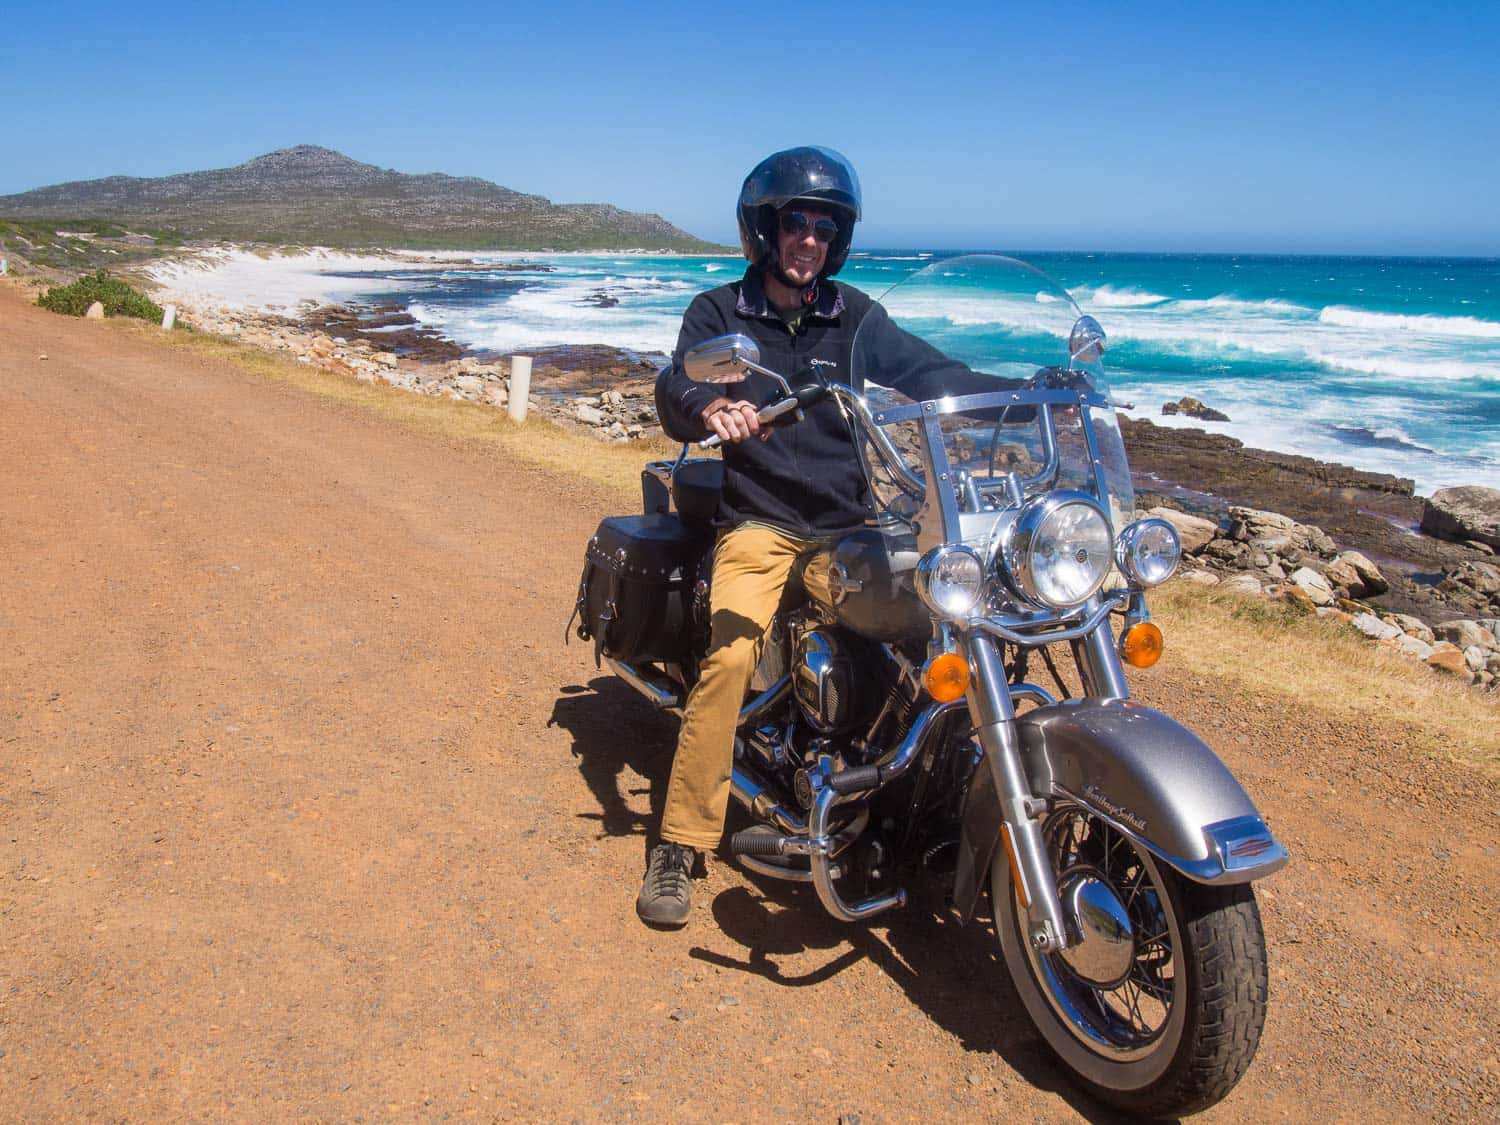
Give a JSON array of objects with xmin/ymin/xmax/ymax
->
[{"xmin": 965, "ymin": 634, "xmax": 1072, "ymax": 953}]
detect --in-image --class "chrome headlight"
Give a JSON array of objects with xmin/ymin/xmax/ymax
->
[
  {"xmin": 1002, "ymin": 492, "xmax": 1114, "ymax": 609},
  {"xmin": 1116, "ymin": 518, "xmax": 1182, "ymax": 587},
  {"xmin": 915, "ymin": 545, "xmax": 986, "ymax": 618}
]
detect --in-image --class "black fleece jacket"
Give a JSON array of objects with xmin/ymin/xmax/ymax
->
[{"xmin": 655, "ymin": 268, "xmax": 1012, "ymax": 537}]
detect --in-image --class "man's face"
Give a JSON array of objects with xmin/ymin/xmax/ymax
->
[{"xmin": 775, "ymin": 206, "xmax": 835, "ymax": 287}]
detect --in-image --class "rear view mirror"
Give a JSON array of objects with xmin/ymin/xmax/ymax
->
[{"xmin": 683, "ymin": 334, "xmax": 761, "ymax": 384}]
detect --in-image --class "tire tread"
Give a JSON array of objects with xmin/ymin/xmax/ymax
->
[{"xmin": 1098, "ymin": 880, "xmax": 1268, "ymax": 1118}]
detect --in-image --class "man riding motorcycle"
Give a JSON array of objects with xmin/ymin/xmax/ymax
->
[{"xmin": 640, "ymin": 145, "xmax": 1016, "ymax": 925}]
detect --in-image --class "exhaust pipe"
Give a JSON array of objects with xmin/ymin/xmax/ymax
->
[
  {"xmin": 604, "ymin": 657, "xmax": 682, "ymax": 713},
  {"xmin": 730, "ymin": 763, "xmax": 806, "ymax": 835}
]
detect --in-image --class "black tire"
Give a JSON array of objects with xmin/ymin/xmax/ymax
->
[{"xmin": 992, "ymin": 804, "xmax": 1269, "ymax": 1118}]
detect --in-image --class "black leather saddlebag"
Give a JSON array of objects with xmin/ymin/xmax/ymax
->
[{"xmin": 573, "ymin": 514, "xmax": 709, "ymax": 666}]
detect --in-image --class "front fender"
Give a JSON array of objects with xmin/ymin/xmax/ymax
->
[{"xmin": 953, "ymin": 699, "xmax": 1288, "ymax": 921}]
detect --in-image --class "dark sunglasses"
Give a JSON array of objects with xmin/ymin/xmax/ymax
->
[{"xmin": 778, "ymin": 211, "xmax": 840, "ymax": 244}]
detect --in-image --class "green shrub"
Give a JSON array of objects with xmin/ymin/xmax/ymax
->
[{"xmin": 37, "ymin": 270, "xmax": 164, "ymax": 322}]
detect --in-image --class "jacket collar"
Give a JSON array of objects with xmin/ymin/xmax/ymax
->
[{"xmin": 735, "ymin": 267, "xmax": 845, "ymax": 322}]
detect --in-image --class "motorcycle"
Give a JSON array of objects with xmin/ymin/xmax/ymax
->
[{"xmin": 571, "ymin": 256, "xmax": 1287, "ymax": 1117}]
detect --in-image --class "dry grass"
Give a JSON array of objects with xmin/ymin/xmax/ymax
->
[
  {"xmin": 138, "ymin": 321, "xmax": 685, "ymax": 497},
  {"xmin": 1151, "ymin": 582, "xmax": 1499, "ymax": 772},
  {"xmin": 125, "ymin": 316, "xmax": 1500, "ymax": 774}
]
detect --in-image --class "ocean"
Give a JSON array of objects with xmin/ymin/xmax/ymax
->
[{"xmin": 330, "ymin": 250, "xmax": 1500, "ymax": 496}]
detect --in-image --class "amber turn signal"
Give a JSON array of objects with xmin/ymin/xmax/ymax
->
[
  {"xmin": 924, "ymin": 652, "xmax": 970, "ymax": 702},
  {"xmin": 1120, "ymin": 621, "xmax": 1164, "ymax": 668}
]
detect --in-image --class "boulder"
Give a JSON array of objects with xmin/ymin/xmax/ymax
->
[
  {"xmin": 1438, "ymin": 560, "xmax": 1500, "ymax": 612},
  {"xmin": 1220, "ymin": 573, "xmax": 1265, "ymax": 596},
  {"xmin": 1323, "ymin": 557, "xmax": 1363, "ymax": 595},
  {"xmin": 1350, "ymin": 613, "xmax": 1403, "ymax": 642},
  {"xmin": 1382, "ymin": 613, "xmax": 1434, "ymax": 644},
  {"xmin": 1434, "ymin": 619, "xmax": 1495, "ymax": 650},
  {"xmin": 1250, "ymin": 534, "xmax": 1294, "ymax": 556},
  {"xmin": 1305, "ymin": 528, "xmax": 1338, "ymax": 557},
  {"xmin": 575, "ymin": 403, "xmax": 606, "ymax": 426},
  {"xmin": 1290, "ymin": 566, "xmax": 1335, "ymax": 606},
  {"xmin": 1336, "ymin": 550, "xmax": 1388, "ymax": 596},
  {"xmin": 1204, "ymin": 539, "xmax": 1247, "ymax": 564},
  {"xmin": 84, "ymin": 301, "xmax": 105, "ymax": 319},
  {"xmin": 1146, "ymin": 507, "xmax": 1219, "ymax": 554},
  {"xmin": 1465, "ymin": 645, "xmax": 1490, "ymax": 673},
  {"xmin": 1162, "ymin": 396, "xmax": 1230, "ymax": 422},
  {"xmin": 1279, "ymin": 583, "xmax": 1314, "ymax": 608},
  {"xmin": 452, "ymin": 375, "xmax": 485, "ymax": 397},
  {"xmin": 1229, "ymin": 506, "xmax": 1297, "ymax": 532},
  {"xmin": 1421, "ymin": 485, "xmax": 1500, "ymax": 550},
  {"xmin": 1179, "ymin": 569, "xmax": 1221, "ymax": 586},
  {"xmin": 1425, "ymin": 643, "xmax": 1472, "ymax": 681},
  {"xmin": 1389, "ymin": 633, "xmax": 1436, "ymax": 660}
]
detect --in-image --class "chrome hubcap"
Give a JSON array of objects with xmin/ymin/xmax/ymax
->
[{"xmin": 1059, "ymin": 872, "xmax": 1135, "ymax": 987}]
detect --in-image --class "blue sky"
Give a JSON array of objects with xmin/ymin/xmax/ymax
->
[{"xmin": 2, "ymin": 1, "xmax": 1497, "ymax": 254}]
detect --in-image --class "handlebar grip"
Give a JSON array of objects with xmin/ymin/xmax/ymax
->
[
  {"xmin": 826, "ymin": 764, "xmax": 883, "ymax": 795},
  {"xmin": 697, "ymin": 396, "xmax": 804, "ymax": 449}
]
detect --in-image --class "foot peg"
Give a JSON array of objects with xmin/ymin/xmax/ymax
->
[{"xmin": 730, "ymin": 829, "xmax": 816, "ymax": 858}]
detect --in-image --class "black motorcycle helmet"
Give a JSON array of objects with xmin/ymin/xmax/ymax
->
[{"xmin": 737, "ymin": 146, "xmax": 862, "ymax": 282}]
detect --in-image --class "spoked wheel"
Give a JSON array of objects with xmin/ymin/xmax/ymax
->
[{"xmin": 992, "ymin": 803, "xmax": 1269, "ymax": 1118}]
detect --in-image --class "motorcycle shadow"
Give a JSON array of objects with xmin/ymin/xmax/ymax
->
[
  {"xmin": 553, "ymin": 679, "xmax": 1150, "ymax": 1123},
  {"xmin": 550, "ymin": 675, "xmax": 680, "ymax": 843},
  {"xmin": 695, "ymin": 855, "xmax": 1144, "ymax": 1122}
]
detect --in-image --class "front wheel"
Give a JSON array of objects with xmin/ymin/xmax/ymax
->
[{"xmin": 992, "ymin": 803, "xmax": 1269, "ymax": 1118}]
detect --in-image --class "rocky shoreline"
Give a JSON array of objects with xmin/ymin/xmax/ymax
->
[{"xmin": 165, "ymin": 291, "xmax": 1500, "ymax": 692}]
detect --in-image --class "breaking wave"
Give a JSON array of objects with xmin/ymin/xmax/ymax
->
[{"xmin": 1318, "ymin": 305, "xmax": 1500, "ymax": 339}]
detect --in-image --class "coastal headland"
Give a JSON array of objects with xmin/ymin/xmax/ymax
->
[{"xmin": 2, "ymin": 277, "xmax": 1496, "ymax": 1120}]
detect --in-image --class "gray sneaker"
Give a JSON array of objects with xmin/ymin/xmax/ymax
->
[{"xmin": 636, "ymin": 842, "xmax": 696, "ymax": 927}]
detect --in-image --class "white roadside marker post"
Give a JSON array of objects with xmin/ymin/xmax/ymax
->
[
  {"xmin": 0, "ymin": 258, "xmax": 8, "ymax": 275},
  {"xmin": 161, "ymin": 304, "xmax": 177, "ymax": 330},
  {"xmin": 509, "ymin": 355, "xmax": 532, "ymax": 424}
]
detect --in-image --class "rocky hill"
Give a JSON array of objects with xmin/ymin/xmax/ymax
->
[{"xmin": 0, "ymin": 145, "xmax": 721, "ymax": 252}]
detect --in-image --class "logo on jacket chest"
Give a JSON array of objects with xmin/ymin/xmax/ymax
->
[{"xmin": 809, "ymin": 358, "xmax": 839, "ymax": 372}]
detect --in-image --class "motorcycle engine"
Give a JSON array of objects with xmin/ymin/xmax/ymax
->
[{"xmin": 792, "ymin": 622, "xmax": 880, "ymax": 734}]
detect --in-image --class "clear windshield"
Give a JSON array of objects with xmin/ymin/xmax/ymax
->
[{"xmin": 848, "ymin": 255, "xmax": 1135, "ymax": 542}]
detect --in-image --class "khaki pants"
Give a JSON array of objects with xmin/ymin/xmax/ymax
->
[{"xmin": 659, "ymin": 524, "xmax": 833, "ymax": 850}]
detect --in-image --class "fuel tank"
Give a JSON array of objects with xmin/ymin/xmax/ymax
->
[{"xmin": 819, "ymin": 525, "xmax": 928, "ymax": 644}]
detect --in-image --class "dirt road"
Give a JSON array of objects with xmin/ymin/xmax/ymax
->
[{"xmin": 2, "ymin": 285, "xmax": 1496, "ymax": 1121}]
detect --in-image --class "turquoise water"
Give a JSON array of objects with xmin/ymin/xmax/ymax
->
[{"xmin": 334, "ymin": 250, "xmax": 1500, "ymax": 494}]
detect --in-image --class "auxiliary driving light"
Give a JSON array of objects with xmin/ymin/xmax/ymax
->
[
  {"xmin": 914, "ymin": 545, "xmax": 986, "ymax": 619},
  {"xmin": 1116, "ymin": 518, "xmax": 1182, "ymax": 587}
]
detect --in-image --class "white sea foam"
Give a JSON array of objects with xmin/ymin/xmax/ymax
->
[
  {"xmin": 1318, "ymin": 305, "xmax": 1500, "ymax": 339},
  {"xmin": 1117, "ymin": 377, "xmax": 1492, "ymax": 493},
  {"xmin": 1183, "ymin": 294, "xmax": 1310, "ymax": 315},
  {"xmin": 1076, "ymin": 285, "xmax": 1171, "ymax": 308}
]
